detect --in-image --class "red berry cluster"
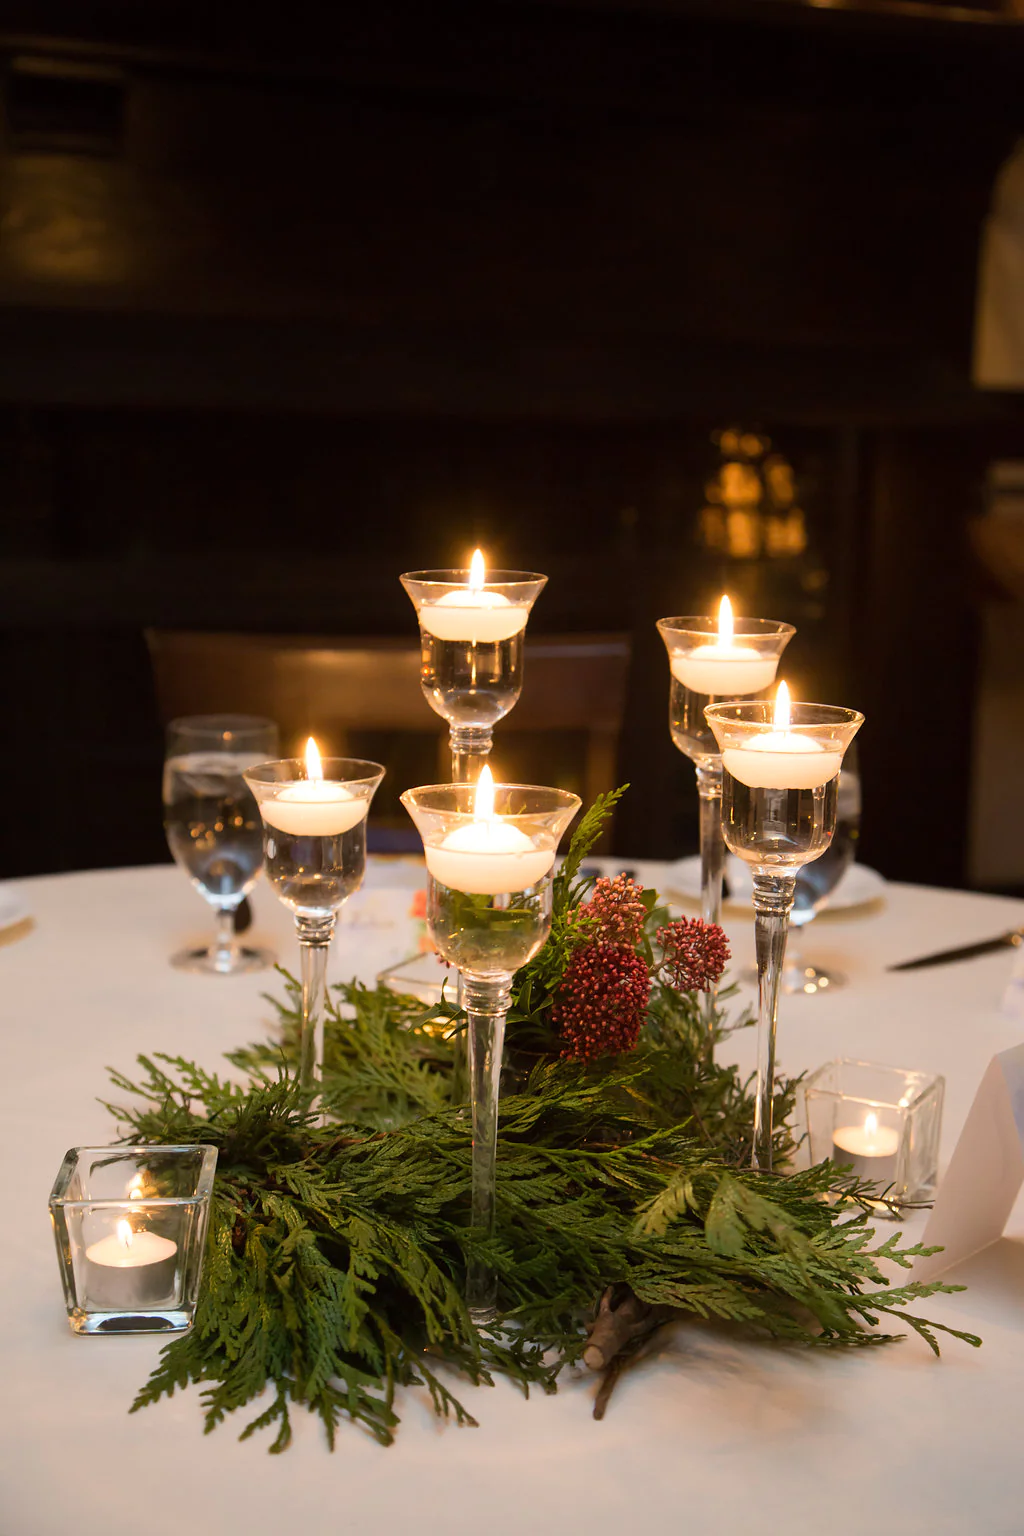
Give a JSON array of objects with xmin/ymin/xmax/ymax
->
[
  {"xmin": 553, "ymin": 942, "xmax": 652, "ymax": 1061},
  {"xmin": 655, "ymin": 918, "xmax": 730, "ymax": 994},
  {"xmin": 552, "ymin": 874, "xmax": 731, "ymax": 1061},
  {"xmin": 570, "ymin": 874, "xmax": 648, "ymax": 947}
]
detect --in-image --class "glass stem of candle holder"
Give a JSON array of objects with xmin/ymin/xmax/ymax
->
[
  {"xmin": 449, "ymin": 726, "xmax": 493, "ymax": 785},
  {"xmin": 213, "ymin": 906, "xmax": 239, "ymax": 975},
  {"xmin": 751, "ymin": 872, "xmax": 795, "ymax": 1173},
  {"xmin": 461, "ymin": 970, "xmax": 512, "ymax": 1324},
  {"xmin": 294, "ymin": 914, "xmax": 336, "ymax": 1110},
  {"xmin": 696, "ymin": 763, "xmax": 725, "ymax": 1056}
]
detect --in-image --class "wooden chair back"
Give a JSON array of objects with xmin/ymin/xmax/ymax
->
[{"xmin": 146, "ymin": 630, "xmax": 631, "ymax": 847}]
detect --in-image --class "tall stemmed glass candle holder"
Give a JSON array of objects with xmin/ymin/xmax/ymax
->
[
  {"xmin": 245, "ymin": 741, "xmax": 384, "ymax": 1099},
  {"xmin": 705, "ymin": 686, "xmax": 863, "ymax": 1172},
  {"xmin": 656, "ymin": 601, "xmax": 794, "ymax": 1045},
  {"xmin": 401, "ymin": 770, "xmax": 580, "ymax": 1321},
  {"xmin": 401, "ymin": 551, "xmax": 547, "ymax": 782}
]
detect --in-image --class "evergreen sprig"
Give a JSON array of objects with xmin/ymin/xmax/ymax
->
[
  {"xmin": 106, "ymin": 995, "xmax": 979, "ymax": 1452},
  {"xmin": 102, "ymin": 788, "xmax": 980, "ymax": 1451}
]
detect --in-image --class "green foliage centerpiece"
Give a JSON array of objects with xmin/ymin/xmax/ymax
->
[{"xmin": 105, "ymin": 789, "xmax": 979, "ymax": 1452}]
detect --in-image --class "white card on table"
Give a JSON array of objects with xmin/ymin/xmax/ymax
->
[
  {"xmin": 913, "ymin": 1042, "xmax": 1024, "ymax": 1283},
  {"xmin": 1002, "ymin": 944, "xmax": 1024, "ymax": 1021}
]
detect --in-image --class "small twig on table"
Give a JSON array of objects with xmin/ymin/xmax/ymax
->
[
  {"xmin": 592, "ymin": 1356, "xmax": 625, "ymax": 1420},
  {"xmin": 584, "ymin": 1285, "xmax": 676, "ymax": 1419}
]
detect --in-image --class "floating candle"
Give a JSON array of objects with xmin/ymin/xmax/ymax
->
[
  {"xmin": 670, "ymin": 597, "xmax": 780, "ymax": 696},
  {"xmin": 259, "ymin": 738, "xmax": 368, "ymax": 837},
  {"xmin": 418, "ymin": 550, "xmax": 529, "ymax": 644},
  {"xmin": 722, "ymin": 683, "xmax": 844, "ymax": 789},
  {"xmin": 832, "ymin": 1111, "xmax": 900, "ymax": 1186},
  {"xmin": 84, "ymin": 1218, "xmax": 178, "ymax": 1310},
  {"xmin": 424, "ymin": 766, "xmax": 554, "ymax": 895}
]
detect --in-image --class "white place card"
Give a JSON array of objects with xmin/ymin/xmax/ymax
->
[
  {"xmin": 913, "ymin": 1042, "xmax": 1024, "ymax": 1283},
  {"xmin": 1001, "ymin": 943, "xmax": 1024, "ymax": 1021}
]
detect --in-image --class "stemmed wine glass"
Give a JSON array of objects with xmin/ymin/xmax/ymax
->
[
  {"xmin": 705, "ymin": 686, "xmax": 863, "ymax": 1172},
  {"xmin": 733, "ymin": 748, "xmax": 862, "ymax": 994},
  {"xmin": 777, "ymin": 749, "xmax": 861, "ymax": 994},
  {"xmin": 162, "ymin": 714, "xmax": 279, "ymax": 975},
  {"xmin": 245, "ymin": 742, "xmax": 385, "ymax": 1100}
]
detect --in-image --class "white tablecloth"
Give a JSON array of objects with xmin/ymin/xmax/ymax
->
[{"xmin": 2, "ymin": 861, "xmax": 1023, "ymax": 1536}]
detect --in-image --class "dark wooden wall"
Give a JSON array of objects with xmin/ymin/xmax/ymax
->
[
  {"xmin": 0, "ymin": 3, "xmax": 1019, "ymax": 411},
  {"xmin": 1, "ymin": 0, "xmax": 1022, "ymax": 882}
]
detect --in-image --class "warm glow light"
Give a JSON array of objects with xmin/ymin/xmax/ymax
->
[
  {"xmin": 864, "ymin": 1111, "xmax": 879, "ymax": 1138},
  {"xmin": 773, "ymin": 680, "xmax": 791, "ymax": 732},
  {"xmin": 474, "ymin": 763, "xmax": 495, "ymax": 821},
  {"xmin": 717, "ymin": 594, "xmax": 734, "ymax": 645},
  {"xmin": 468, "ymin": 548, "xmax": 486, "ymax": 591},
  {"xmin": 128, "ymin": 1174, "xmax": 144, "ymax": 1200},
  {"xmin": 116, "ymin": 1219, "xmax": 133, "ymax": 1250},
  {"xmin": 305, "ymin": 737, "xmax": 323, "ymax": 782}
]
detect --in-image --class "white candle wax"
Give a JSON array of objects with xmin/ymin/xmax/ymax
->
[
  {"xmin": 84, "ymin": 1227, "xmax": 178, "ymax": 1310},
  {"xmin": 418, "ymin": 588, "xmax": 528, "ymax": 644},
  {"xmin": 723, "ymin": 732, "xmax": 843, "ymax": 790},
  {"xmin": 832, "ymin": 1119, "xmax": 900, "ymax": 1186},
  {"xmin": 426, "ymin": 818, "xmax": 554, "ymax": 895},
  {"xmin": 260, "ymin": 782, "xmax": 366, "ymax": 837},
  {"xmin": 670, "ymin": 645, "xmax": 778, "ymax": 697}
]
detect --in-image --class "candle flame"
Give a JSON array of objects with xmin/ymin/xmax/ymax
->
[
  {"xmin": 864, "ymin": 1111, "xmax": 879, "ymax": 1138},
  {"xmin": 116, "ymin": 1219, "xmax": 133, "ymax": 1250},
  {"xmin": 468, "ymin": 548, "xmax": 486, "ymax": 592},
  {"xmin": 773, "ymin": 680, "xmax": 791, "ymax": 732},
  {"xmin": 718, "ymin": 594, "xmax": 734, "ymax": 645},
  {"xmin": 474, "ymin": 763, "xmax": 495, "ymax": 821},
  {"xmin": 128, "ymin": 1174, "xmax": 144, "ymax": 1200},
  {"xmin": 305, "ymin": 737, "xmax": 323, "ymax": 782}
]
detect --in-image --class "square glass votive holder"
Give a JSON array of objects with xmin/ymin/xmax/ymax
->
[
  {"xmin": 803, "ymin": 1058, "xmax": 944, "ymax": 1211},
  {"xmin": 49, "ymin": 1145, "xmax": 217, "ymax": 1335}
]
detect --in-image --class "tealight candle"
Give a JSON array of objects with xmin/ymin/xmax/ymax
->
[
  {"xmin": 84, "ymin": 1219, "xmax": 178, "ymax": 1310},
  {"xmin": 722, "ymin": 682, "xmax": 843, "ymax": 789},
  {"xmin": 831, "ymin": 1111, "xmax": 900, "ymax": 1186},
  {"xmin": 669, "ymin": 597, "xmax": 780, "ymax": 696},
  {"xmin": 259, "ymin": 738, "xmax": 368, "ymax": 837},
  {"xmin": 424, "ymin": 767, "xmax": 554, "ymax": 894},
  {"xmin": 418, "ymin": 549, "xmax": 528, "ymax": 644}
]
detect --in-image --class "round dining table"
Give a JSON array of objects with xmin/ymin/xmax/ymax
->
[{"xmin": 2, "ymin": 858, "xmax": 1023, "ymax": 1536}]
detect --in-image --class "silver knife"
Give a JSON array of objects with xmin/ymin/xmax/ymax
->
[{"xmin": 889, "ymin": 929, "xmax": 1024, "ymax": 972}]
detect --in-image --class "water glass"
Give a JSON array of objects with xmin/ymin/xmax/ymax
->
[
  {"xmin": 759, "ymin": 747, "xmax": 862, "ymax": 994},
  {"xmin": 163, "ymin": 714, "xmax": 279, "ymax": 974}
]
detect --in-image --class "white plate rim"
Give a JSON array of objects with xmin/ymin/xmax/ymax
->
[{"xmin": 664, "ymin": 855, "xmax": 886, "ymax": 913}]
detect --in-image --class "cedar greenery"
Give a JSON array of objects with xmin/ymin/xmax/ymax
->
[{"xmin": 104, "ymin": 789, "xmax": 980, "ymax": 1452}]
